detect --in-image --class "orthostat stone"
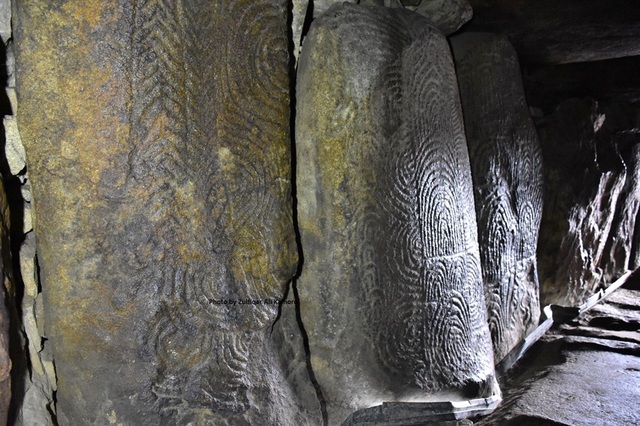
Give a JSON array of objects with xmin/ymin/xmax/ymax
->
[
  {"xmin": 450, "ymin": 32, "xmax": 543, "ymax": 363},
  {"xmin": 15, "ymin": 1, "xmax": 300, "ymax": 423},
  {"xmin": 295, "ymin": 3, "xmax": 494, "ymax": 424}
]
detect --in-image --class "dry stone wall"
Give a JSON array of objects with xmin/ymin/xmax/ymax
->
[
  {"xmin": 1, "ymin": 0, "xmax": 56, "ymax": 424},
  {"xmin": 0, "ymin": 179, "xmax": 10, "ymax": 426}
]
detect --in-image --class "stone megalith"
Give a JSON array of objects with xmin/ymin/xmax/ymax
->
[
  {"xmin": 450, "ymin": 33, "xmax": 543, "ymax": 362},
  {"xmin": 14, "ymin": 1, "xmax": 300, "ymax": 424},
  {"xmin": 296, "ymin": 3, "xmax": 494, "ymax": 424}
]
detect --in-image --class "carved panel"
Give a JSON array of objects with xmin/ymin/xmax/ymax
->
[
  {"xmin": 451, "ymin": 33, "xmax": 543, "ymax": 362},
  {"xmin": 296, "ymin": 4, "xmax": 494, "ymax": 424},
  {"xmin": 15, "ymin": 1, "xmax": 298, "ymax": 423}
]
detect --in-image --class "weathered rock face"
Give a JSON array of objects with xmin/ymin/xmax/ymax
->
[
  {"xmin": 292, "ymin": 0, "xmax": 310, "ymax": 61},
  {"xmin": 312, "ymin": 0, "xmax": 358, "ymax": 18},
  {"xmin": 0, "ymin": 2, "xmax": 12, "ymax": 420},
  {"xmin": 358, "ymin": 0, "xmax": 474, "ymax": 35},
  {"xmin": 296, "ymin": 4, "xmax": 494, "ymax": 424},
  {"xmin": 451, "ymin": 33, "xmax": 543, "ymax": 362},
  {"xmin": 600, "ymin": 103, "xmax": 640, "ymax": 282},
  {"xmin": 536, "ymin": 98, "xmax": 629, "ymax": 305},
  {"xmin": 0, "ymin": 178, "xmax": 10, "ymax": 426},
  {"xmin": 15, "ymin": 1, "xmax": 300, "ymax": 424},
  {"xmin": 411, "ymin": 0, "xmax": 472, "ymax": 34}
]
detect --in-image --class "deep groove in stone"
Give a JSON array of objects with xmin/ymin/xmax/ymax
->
[
  {"xmin": 270, "ymin": 277, "xmax": 291, "ymax": 335},
  {"xmin": 285, "ymin": 2, "xmax": 328, "ymax": 424},
  {"xmin": 293, "ymin": 280, "xmax": 328, "ymax": 426}
]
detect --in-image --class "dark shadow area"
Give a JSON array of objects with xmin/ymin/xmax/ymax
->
[
  {"xmin": 588, "ymin": 316, "xmax": 640, "ymax": 332},
  {"xmin": 623, "ymin": 270, "xmax": 640, "ymax": 291},
  {"xmin": 501, "ymin": 415, "xmax": 570, "ymax": 426},
  {"xmin": 0, "ymin": 35, "xmax": 29, "ymax": 424}
]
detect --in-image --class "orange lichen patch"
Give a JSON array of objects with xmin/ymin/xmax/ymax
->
[
  {"xmin": 296, "ymin": 31, "xmax": 357, "ymax": 238},
  {"xmin": 62, "ymin": 0, "xmax": 108, "ymax": 31},
  {"xmin": 18, "ymin": 3, "xmax": 129, "ymax": 192}
]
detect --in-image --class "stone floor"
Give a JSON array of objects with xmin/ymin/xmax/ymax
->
[{"xmin": 475, "ymin": 278, "xmax": 640, "ymax": 426}]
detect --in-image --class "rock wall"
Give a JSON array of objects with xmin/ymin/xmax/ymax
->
[
  {"xmin": 604, "ymin": 124, "xmax": 640, "ymax": 279},
  {"xmin": 451, "ymin": 33, "xmax": 543, "ymax": 362},
  {"xmin": 295, "ymin": 4, "xmax": 493, "ymax": 424},
  {"xmin": 537, "ymin": 98, "xmax": 640, "ymax": 305},
  {"xmin": 1, "ymin": 0, "xmax": 56, "ymax": 424},
  {"xmin": 0, "ymin": 3, "xmax": 11, "ymax": 423},
  {"xmin": 409, "ymin": 0, "xmax": 472, "ymax": 34}
]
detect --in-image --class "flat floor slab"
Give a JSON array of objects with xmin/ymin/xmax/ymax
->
[{"xmin": 480, "ymin": 284, "xmax": 640, "ymax": 425}]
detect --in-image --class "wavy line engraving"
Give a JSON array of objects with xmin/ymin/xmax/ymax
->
[
  {"xmin": 372, "ymin": 21, "xmax": 492, "ymax": 391},
  {"xmin": 297, "ymin": 5, "xmax": 494, "ymax": 417},
  {"xmin": 451, "ymin": 33, "xmax": 543, "ymax": 361},
  {"xmin": 126, "ymin": 0, "xmax": 294, "ymax": 420}
]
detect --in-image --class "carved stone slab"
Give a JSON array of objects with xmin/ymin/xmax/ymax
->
[
  {"xmin": 450, "ymin": 33, "xmax": 543, "ymax": 362},
  {"xmin": 15, "ymin": 1, "xmax": 299, "ymax": 424},
  {"xmin": 296, "ymin": 4, "xmax": 494, "ymax": 424}
]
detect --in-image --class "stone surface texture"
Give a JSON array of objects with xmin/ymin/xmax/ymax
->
[
  {"xmin": 292, "ymin": 0, "xmax": 309, "ymax": 62},
  {"xmin": 599, "ymin": 102, "xmax": 640, "ymax": 282},
  {"xmin": 1, "ymin": 0, "xmax": 55, "ymax": 423},
  {"xmin": 451, "ymin": 33, "xmax": 543, "ymax": 362},
  {"xmin": 485, "ymin": 348, "xmax": 640, "ymax": 426},
  {"xmin": 312, "ymin": 0, "xmax": 358, "ymax": 18},
  {"xmin": 0, "ymin": 179, "xmax": 9, "ymax": 426},
  {"xmin": 467, "ymin": 0, "xmax": 640, "ymax": 65},
  {"xmin": 536, "ymin": 98, "xmax": 639, "ymax": 306},
  {"xmin": 296, "ymin": 4, "xmax": 494, "ymax": 424},
  {"xmin": 478, "ymin": 279, "xmax": 640, "ymax": 426},
  {"xmin": 15, "ymin": 1, "xmax": 301, "ymax": 424},
  {"xmin": 410, "ymin": 0, "xmax": 472, "ymax": 35}
]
